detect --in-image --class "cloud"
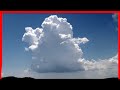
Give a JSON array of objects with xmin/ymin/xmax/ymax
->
[
  {"xmin": 24, "ymin": 68, "xmax": 30, "ymax": 73},
  {"xmin": 112, "ymin": 14, "xmax": 118, "ymax": 22},
  {"xmin": 22, "ymin": 15, "xmax": 89, "ymax": 73},
  {"xmin": 22, "ymin": 15, "xmax": 117, "ymax": 76},
  {"xmin": 78, "ymin": 54, "xmax": 118, "ymax": 71},
  {"xmin": 112, "ymin": 14, "xmax": 118, "ymax": 31}
]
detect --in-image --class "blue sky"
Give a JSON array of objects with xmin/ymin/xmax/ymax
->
[{"xmin": 2, "ymin": 14, "xmax": 118, "ymax": 75}]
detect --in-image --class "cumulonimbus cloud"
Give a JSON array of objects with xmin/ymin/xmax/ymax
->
[{"xmin": 22, "ymin": 15, "xmax": 118, "ymax": 74}]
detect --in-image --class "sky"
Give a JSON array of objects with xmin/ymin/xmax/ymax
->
[{"xmin": 2, "ymin": 14, "xmax": 118, "ymax": 78}]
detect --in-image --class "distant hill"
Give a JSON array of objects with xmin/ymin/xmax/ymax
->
[
  {"xmin": 0, "ymin": 76, "xmax": 118, "ymax": 80},
  {"xmin": 1, "ymin": 76, "xmax": 35, "ymax": 80}
]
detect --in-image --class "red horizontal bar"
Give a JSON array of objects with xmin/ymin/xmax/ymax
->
[{"xmin": 2, "ymin": 11, "xmax": 119, "ymax": 14}]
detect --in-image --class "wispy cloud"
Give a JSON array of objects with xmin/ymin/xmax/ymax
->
[{"xmin": 112, "ymin": 14, "xmax": 118, "ymax": 31}]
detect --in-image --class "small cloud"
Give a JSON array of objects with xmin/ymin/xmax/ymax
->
[
  {"xmin": 112, "ymin": 14, "xmax": 118, "ymax": 31},
  {"xmin": 112, "ymin": 14, "xmax": 118, "ymax": 22},
  {"xmin": 25, "ymin": 47, "xmax": 29, "ymax": 51},
  {"xmin": 24, "ymin": 68, "xmax": 30, "ymax": 73}
]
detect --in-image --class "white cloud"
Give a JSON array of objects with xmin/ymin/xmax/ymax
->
[
  {"xmin": 78, "ymin": 54, "xmax": 118, "ymax": 71},
  {"xmin": 22, "ymin": 15, "xmax": 89, "ymax": 72},
  {"xmin": 24, "ymin": 68, "xmax": 30, "ymax": 73},
  {"xmin": 22, "ymin": 15, "xmax": 118, "ymax": 77}
]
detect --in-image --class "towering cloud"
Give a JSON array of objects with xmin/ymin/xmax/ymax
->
[{"xmin": 22, "ymin": 15, "xmax": 117, "ymax": 75}]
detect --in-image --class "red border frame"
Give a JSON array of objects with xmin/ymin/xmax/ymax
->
[
  {"xmin": 1, "ymin": 11, "xmax": 120, "ymax": 14},
  {"xmin": 0, "ymin": 11, "xmax": 119, "ymax": 79},
  {"xmin": 0, "ymin": 11, "xmax": 2, "ymax": 79},
  {"xmin": 118, "ymin": 12, "xmax": 120, "ymax": 79}
]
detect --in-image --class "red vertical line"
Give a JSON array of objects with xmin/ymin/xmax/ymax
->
[
  {"xmin": 0, "ymin": 11, "xmax": 2, "ymax": 79},
  {"xmin": 118, "ymin": 12, "xmax": 120, "ymax": 79}
]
